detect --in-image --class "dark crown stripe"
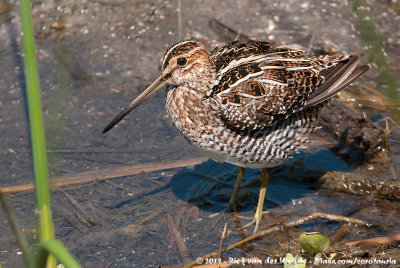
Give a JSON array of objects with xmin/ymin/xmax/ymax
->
[{"xmin": 162, "ymin": 40, "xmax": 201, "ymax": 69}]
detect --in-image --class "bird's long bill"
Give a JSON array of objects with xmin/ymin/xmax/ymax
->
[{"xmin": 102, "ymin": 75, "xmax": 166, "ymax": 133}]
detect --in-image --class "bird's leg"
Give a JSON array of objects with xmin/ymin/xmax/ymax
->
[
  {"xmin": 227, "ymin": 166, "xmax": 245, "ymax": 211},
  {"xmin": 253, "ymin": 168, "xmax": 269, "ymax": 233}
]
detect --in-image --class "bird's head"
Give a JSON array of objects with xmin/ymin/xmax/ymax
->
[{"xmin": 102, "ymin": 40, "xmax": 215, "ymax": 133}]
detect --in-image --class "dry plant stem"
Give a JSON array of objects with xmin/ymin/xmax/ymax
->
[
  {"xmin": 359, "ymin": 82, "xmax": 390, "ymax": 96},
  {"xmin": 382, "ymin": 118, "xmax": 398, "ymax": 180},
  {"xmin": 57, "ymin": 154, "xmax": 126, "ymax": 164},
  {"xmin": 257, "ymin": 216, "xmax": 287, "ymax": 231},
  {"xmin": 338, "ymin": 83, "xmax": 395, "ymax": 111},
  {"xmin": 184, "ymin": 251, "xmax": 218, "ymax": 268},
  {"xmin": 167, "ymin": 211, "xmax": 191, "ymax": 264},
  {"xmin": 183, "ymin": 213, "xmax": 369, "ymax": 267},
  {"xmin": 0, "ymin": 157, "xmax": 207, "ymax": 194},
  {"xmin": 307, "ymin": 29, "xmax": 317, "ymax": 52},
  {"xmin": 125, "ymin": 209, "xmax": 162, "ymax": 229},
  {"xmin": 212, "ymin": 17, "xmax": 250, "ymax": 41},
  {"xmin": 345, "ymin": 233, "xmax": 400, "ymax": 246},
  {"xmin": 18, "ymin": 149, "xmax": 135, "ymax": 153},
  {"xmin": 385, "ymin": 118, "xmax": 391, "ymax": 152},
  {"xmin": 226, "ymin": 212, "xmax": 369, "ymax": 250},
  {"xmin": 234, "ymin": 0, "xmax": 251, "ymax": 41},
  {"xmin": 58, "ymin": 189, "xmax": 86, "ymax": 214},
  {"xmin": 177, "ymin": 0, "xmax": 182, "ymax": 41},
  {"xmin": 218, "ymin": 223, "xmax": 229, "ymax": 258},
  {"xmin": 4, "ymin": 156, "xmax": 398, "ymax": 200},
  {"xmin": 329, "ymin": 223, "xmax": 352, "ymax": 243}
]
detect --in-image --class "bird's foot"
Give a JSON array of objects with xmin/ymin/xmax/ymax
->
[{"xmin": 240, "ymin": 210, "xmax": 270, "ymax": 233}]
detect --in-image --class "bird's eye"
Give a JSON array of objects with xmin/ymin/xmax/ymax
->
[{"xmin": 177, "ymin": 57, "xmax": 187, "ymax": 67}]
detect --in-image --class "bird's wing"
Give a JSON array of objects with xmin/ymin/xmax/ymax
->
[
  {"xmin": 210, "ymin": 46, "xmax": 368, "ymax": 131},
  {"xmin": 304, "ymin": 54, "xmax": 369, "ymax": 108},
  {"xmin": 211, "ymin": 40, "xmax": 273, "ymax": 72}
]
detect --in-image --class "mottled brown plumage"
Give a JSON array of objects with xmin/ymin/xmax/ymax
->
[{"xmin": 103, "ymin": 40, "xmax": 369, "ymax": 232}]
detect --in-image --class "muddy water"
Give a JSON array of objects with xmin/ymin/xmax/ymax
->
[{"xmin": 0, "ymin": 0, "xmax": 399, "ymax": 267}]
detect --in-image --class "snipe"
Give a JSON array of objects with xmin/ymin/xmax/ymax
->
[{"xmin": 103, "ymin": 40, "xmax": 368, "ymax": 232}]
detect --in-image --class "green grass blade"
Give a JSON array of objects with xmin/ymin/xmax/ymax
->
[
  {"xmin": 0, "ymin": 193, "xmax": 34, "ymax": 268},
  {"xmin": 36, "ymin": 240, "xmax": 81, "ymax": 268},
  {"xmin": 19, "ymin": 1, "xmax": 81, "ymax": 267},
  {"xmin": 19, "ymin": 0, "xmax": 55, "ymax": 244},
  {"xmin": 19, "ymin": 0, "xmax": 60, "ymax": 267}
]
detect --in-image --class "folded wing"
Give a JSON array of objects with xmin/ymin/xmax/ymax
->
[{"xmin": 211, "ymin": 44, "xmax": 368, "ymax": 131}]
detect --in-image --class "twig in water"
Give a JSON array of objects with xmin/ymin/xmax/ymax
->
[
  {"xmin": 183, "ymin": 251, "xmax": 218, "ymax": 268},
  {"xmin": 345, "ymin": 233, "xmax": 400, "ymax": 247},
  {"xmin": 212, "ymin": 17, "xmax": 250, "ymax": 41},
  {"xmin": 167, "ymin": 211, "xmax": 191, "ymax": 264},
  {"xmin": 218, "ymin": 223, "xmax": 229, "ymax": 259},
  {"xmin": 0, "ymin": 157, "xmax": 207, "ymax": 194},
  {"xmin": 226, "ymin": 212, "xmax": 370, "ymax": 250}
]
